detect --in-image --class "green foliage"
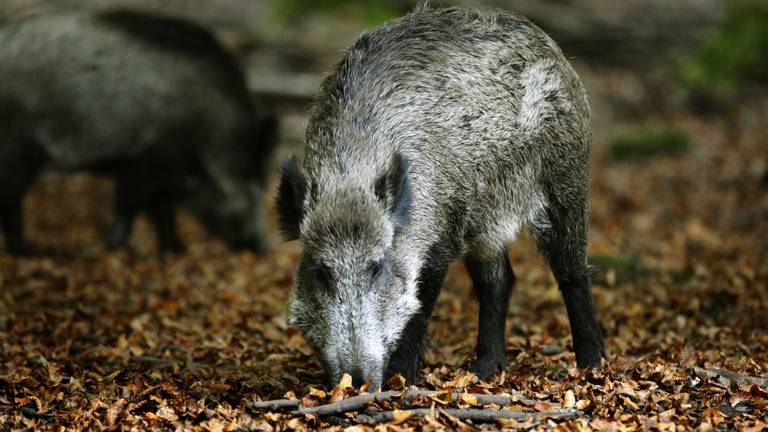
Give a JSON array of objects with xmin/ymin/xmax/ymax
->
[
  {"xmin": 607, "ymin": 126, "xmax": 690, "ymax": 162},
  {"xmin": 273, "ymin": 0, "xmax": 403, "ymax": 26},
  {"xmin": 678, "ymin": 2, "xmax": 768, "ymax": 103},
  {"xmin": 26, "ymin": 354, "xmax": 48, "ymax": 368},
  {"xmin": 589, "ymin": 255, "xmax": 647, "ymax": 286}
]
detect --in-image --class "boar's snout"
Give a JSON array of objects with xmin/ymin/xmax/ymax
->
[{"xmin": 325, "ymin": 345, "xmax": 385, "ymax": 390}]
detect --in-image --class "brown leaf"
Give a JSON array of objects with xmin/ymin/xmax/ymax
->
[
  {"xmin": 563, "ymin": 390, "xmax": 576, "ymax": 409},
  {"xmin": 338, "ymin": 373, "xmax": 353, "ymax": 389},
  {"xmin": 445, "ymin": 372, "xmax": 477, "ymax": 389},
  {"xmin": 386, "ymin": 373, "xmax": 406, "ymax": 390},
  {"xmin": 390, "ymin": 409, "xmax": 413, "ymax": 425},
  {"xmin": 459, "ymin": 393, "xmax": 480, "ymax": 407},
  {"xmin": 308, "ymin": 387, "xmax": 326, "ymax": 398}
]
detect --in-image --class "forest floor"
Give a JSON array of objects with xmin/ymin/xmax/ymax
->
[{"xmin": 1, "ymin": 60, "xmax": 767, "ymax": 430}]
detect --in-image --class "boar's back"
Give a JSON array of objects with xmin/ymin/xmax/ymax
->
[{"xmin": 95, "ymin": 9, "xmax": 252, "ymax": 110}]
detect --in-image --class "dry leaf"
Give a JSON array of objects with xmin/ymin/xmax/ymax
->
[
  {"xmin": 390, "ymin": 409, "xmax": 413, "ymax": 425},
  {"xmin": 459, "ymin": 393, "xmax": 480, "ymax": 406},
  {"xmin": 563, "ymin": 390, "xmax": 576, "ymax": 409},
  {"xmin": 445, "ymin": 372, "xmax": 477, "ymax": 389},
  {"xmin": 338, "ymin": 373, "xmax": 353, "ymax": 389},
  {"xmin": 308, "ymin": 387, "xmax": 326, "ymax": 398}
]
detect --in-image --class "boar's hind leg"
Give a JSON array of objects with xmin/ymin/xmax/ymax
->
[
  {"xmin": 532, "ymin": 198, "xmax": 606, "ymax": 369},
  {"xmin": 386, "ymin": 248, "xmax": 450, "ymax": 383},
  {"xmin": 466, "ymin": 252, "xmax": 515, "ymax": 379},
  {"xmin": 0, "ymin": 194, "xmax": 27, "ymax": 255}
]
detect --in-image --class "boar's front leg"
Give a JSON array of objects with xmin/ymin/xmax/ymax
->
[
  {"xmin": 386, "ymin": 248, "xmax": 450, "ymax": 383},
  {"xmin": 147, "ymin": 202, "xmax": 183, "ymax": 253},
  {"xmin": 0, "ymin": 194, "xmax": 28, "ymax": 255},
  {"xmin": 105, "ymin": 176, "xmax": 138, "ymax": 251},
  {"xmin": 466, "ymin": 252, "xmax": 515, "ymax": 379},
  {"xmin": 106, "ymin": 174, "xmax": 183, "ymax": 253}
]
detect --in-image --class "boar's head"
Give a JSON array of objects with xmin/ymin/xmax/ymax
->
[{"xmin": 277, "ymin": 153, "xmax": 419, "ymax": 389}]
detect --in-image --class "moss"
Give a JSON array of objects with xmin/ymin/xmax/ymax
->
[
  {"xmin": 677, "ymin": 2, "xmax": 768, "ymax": 105},
  {"xmin": 272, "ymin": 0, "xmax": 403, "ymax": 27},
  {"xmin": 589, "ymin": 255, "xmax": 647, "ymax": 286},
  {"xmin": 607, "ymin": 126, "xmax": 690, "ymax": 161}
]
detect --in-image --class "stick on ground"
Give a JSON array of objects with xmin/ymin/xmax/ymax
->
[
  {"xmin": 357, "ymin": 408, "xmax": 583, "ymax": 424},
  {"xmin": 693, "ymin": 367, "xmax": 768, "ymax": 388},
  {"xmin": 249, "ymin": 389, "xmax": 560, "ymax": 415}
]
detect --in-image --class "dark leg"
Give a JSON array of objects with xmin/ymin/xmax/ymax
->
[
  {"xmin": 0, "ymin": 194, "xmax": 27, "ymax": 255},
  {"xmin": 556, "ymin": 272, "xmax": 604, "ymax": 368},
  {"xmin": 147, "ymin": 202, "xmax": 183, "ymax": 254},
  {"xmin": 105, "ymin": 177, "xmax": 138, "ymax": 250},
  {"xmin": 466, "ymin": 252, "xmax": 515, "ymax": 378},
  {"xmin": 386, "ymin": 249, "xmax": 450, "ymax": 382},
  {"xmin": 532, "ymin": 198, "xmax": 605, "ymax": 369}
]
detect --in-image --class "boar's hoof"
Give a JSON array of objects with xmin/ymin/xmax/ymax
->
[
  {"xmin": 5, "ymin": 242, "xmax": 31, "ymax": 256},
  {"xmin": 385, "ymin": 358, "xmax": 422, "ymax": 384},
  {"xmin": 575, "ymin": 351, "xmax": 605, "ymax": 371},
  {"xmin": 470, "ymin": 354, "xmax": 508, "ymax": 380},
  {"xmin": 158, "ymin": 239, "xmax": 185, "ymax": 255}
]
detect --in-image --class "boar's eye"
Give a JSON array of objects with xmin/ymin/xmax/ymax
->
[
  {"xmin": 368, "ymin": 259, "xmax": 384, "ymax": 282},
  {"xmin": 311, "ymin": 263, "xmax": 333, "ymax": 286}
]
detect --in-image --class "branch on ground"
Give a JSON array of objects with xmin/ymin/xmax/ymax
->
[
  {"xmin": 249, "ymin": 389, "xmax": 560, "ymax": 416},
  {"xmin": 357, "ymin": 407, "xmax": 583, "ymax": 424},
  {"xmin": 694, "ymin": 367, "xmax": 768, "ymax": 388}
]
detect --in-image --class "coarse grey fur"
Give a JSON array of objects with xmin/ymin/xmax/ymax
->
[
  {"xmin": 278, "ymin": 4, "xmax": 606, "ymax": 388},
  {"xmin": 0, "ymin": 10, "xmax": 278, "ymax": 254}
]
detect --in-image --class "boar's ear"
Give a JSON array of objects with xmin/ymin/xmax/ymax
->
[
  {"xmin": 375, "ymin": 153, "xmax": 412, "ymax": 231},
  {"xmin": 276, "ymin": 156, "xmax": 307, "ymax": 240}
]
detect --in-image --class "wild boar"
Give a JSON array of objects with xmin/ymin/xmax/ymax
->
[
  {"xmin": 0, "ymin": 9, "xmax": 277, "ymax": 254},
  {"xmin": 277, "ymin": 4, "xmax": 606, "ymax": 388}
]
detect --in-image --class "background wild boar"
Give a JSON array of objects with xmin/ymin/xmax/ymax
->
[
  {"xmin": 278, "ymin": 4, "xmax": 606, "ymax": 388},
  {"xmin": 0, "ymin": 9, "xmax": 278, "ymax": 254}
]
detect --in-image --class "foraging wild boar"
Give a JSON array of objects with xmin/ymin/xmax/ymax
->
[
  {"xmin": 0, "ymin": 10, "xmax": 278, "ymax": 254},
  {"xmin": 278, "ymin": 4, "xmax": 606, "ymax": 388}
]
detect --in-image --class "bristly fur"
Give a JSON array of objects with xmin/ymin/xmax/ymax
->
[
  {"xmin": 412, "ymin": 1, "xmax": 431, "ymax": 13},
  {"xmin": 279, "ymin": 5, "xmax": 606, "ymax": 388},
  {"xmin": 95, "ymin": 9, "xmax": 253, "ymax": 111}
]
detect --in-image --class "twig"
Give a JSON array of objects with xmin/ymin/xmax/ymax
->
[
  {"xmin": 252, "ymin": 389, "xmax": 554, "ymax": 416},
  {"xmin": 694, "ymin": 367, "xmax": 768, "ymax": 388},
  {"xmin": 292, "ymin": 391, "xmax": 399, "ymax": 416},
  {"xmin": 357, "ymin": 408, "xmax": 583, "ymax": 424},
  {"xmin": 402, "ymin": 390, "xmax": 544, "ymax": 407},
  {"xmin": 128, "ymin": 356, "xmax": 199, "ymax": 368},
  {"xmin": 249, "ymin": 398, "xmax": 303, "ymax": 411}
]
